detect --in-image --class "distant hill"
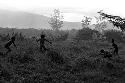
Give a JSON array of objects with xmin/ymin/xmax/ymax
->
[{"xmin": 0, "ymin": 9, "xmax": 82, "ymax": 30}]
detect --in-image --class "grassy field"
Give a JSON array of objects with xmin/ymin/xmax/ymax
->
[{"xmin": 0, "ymin": 37, "xmax": 125, "ymax": 83}]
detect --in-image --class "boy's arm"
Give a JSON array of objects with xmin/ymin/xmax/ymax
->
[
  {"xmin": 13, "ymin": 42, "xmax": 17, "ymax": 48},
  {"xmin": 45, "ymin": 39, "xmax": 52, "ymax": 44}
]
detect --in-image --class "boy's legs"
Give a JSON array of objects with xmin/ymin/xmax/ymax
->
[
  {"xmin": 40, "ymin": 45, "xmax": 43, "ymax": 51},
  {"xmin": 43, "ymin": 45, "xmax": 47, "ymax": 51},
  {"xmin": 114, "ymin": 49, "xmax": 118, "ymax": 55},
  {"xmin": 40, "ymin": 45, "xmax": 47, "ymax": 52}
]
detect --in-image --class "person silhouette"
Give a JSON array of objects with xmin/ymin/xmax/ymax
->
[
  {"xmin": 111, "ymin": 39, "xmax": 118, "ymax": 55},
  {"xmin": 36, "ymin": 34, "xmax": 52, "ymax": 52},
  {"xmin": 4, "ymin": 36, "xmax": 17, "ymax": 54}
]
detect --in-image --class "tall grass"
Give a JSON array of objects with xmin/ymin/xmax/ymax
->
[{"xmin": 0, "ymin": 30, "xmax": 125, "ymax": 82}]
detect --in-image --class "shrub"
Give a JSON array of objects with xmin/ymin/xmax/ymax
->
[
  {"xmin": 45, "ymin": 30, "xmax": 69, "ymax": 42},
  {"xmin": 0, "ymin": 34, "xmax": 10, "ymax": 41},
  {"xmin": 15, "ymin": 32, "xmax": 26, "ymax": 41},
  {"xmin": 46, "ymin": 50, "xmax": 65, "ymax": 65},
  {"xmin": 75, "ymin": 28, "xmax": 100, "ymax": 41}
]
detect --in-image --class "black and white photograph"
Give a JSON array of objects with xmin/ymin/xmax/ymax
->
[{"xmin": 0, "ymin": 0, "xmax": 125, "ymax": 82}]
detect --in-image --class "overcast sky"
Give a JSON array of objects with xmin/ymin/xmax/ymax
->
[{"xmin": 0, "ymin": 0, "xmax": 124, "ymax": 22}]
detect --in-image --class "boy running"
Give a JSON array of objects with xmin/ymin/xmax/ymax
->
[{"xmin": 4, "ymin": 36, "xmax": 17, "ymax": 54}]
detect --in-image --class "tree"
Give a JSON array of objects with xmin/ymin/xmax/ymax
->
[
  {"xmin": 49, "ymin": 9, "xmax": 63, "ymax": 31},
  {"xmin": 94, "ymin": 21, "xmax": 107, "ymax": 34},
  {"xmin": 94, "ymin": 11, "xmax": 108, "ymax": 34},
  {"xmin": 95, "ymin": 11, "xmax": 105, "ymax": 24},
  {"xmin": 98, "ymin": 11, "xmax": 125, "ymax": 31},
  {"xmin": 81, "ymin": 16, "xmax": 92, "ymax": 28}
]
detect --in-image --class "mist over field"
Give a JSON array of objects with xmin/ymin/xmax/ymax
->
[{"xmin": 0, "ymin": 9, "xmax": 82, "ymax": 30}]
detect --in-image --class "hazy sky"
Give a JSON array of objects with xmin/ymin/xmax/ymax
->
[{"xmin": 0, "ymin": 0, "xmax": 124, "ymax": 22}]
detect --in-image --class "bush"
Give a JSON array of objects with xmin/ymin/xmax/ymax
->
[
  {"xmin": 15, "ymin": 32, "xmax": 26, "ymax": 41},
  {"xmin": 104, "ymin": 30, "xmax": 124, "ymax": 43},
  {"xmin": 46, "ymin": 50, "xmax": 65, "ymax": 65},
  {"xmin": 45, "ymin": 30, "xmax": 69, "ymax": 42},
  {"xmin": 75, "ymin": 28, "xmax": 100, "ymax": 41}
]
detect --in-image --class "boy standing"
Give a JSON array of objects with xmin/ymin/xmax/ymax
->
[{"xmin": 37, "ymin": 34, "xmax": 52, "ymax": 52}]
